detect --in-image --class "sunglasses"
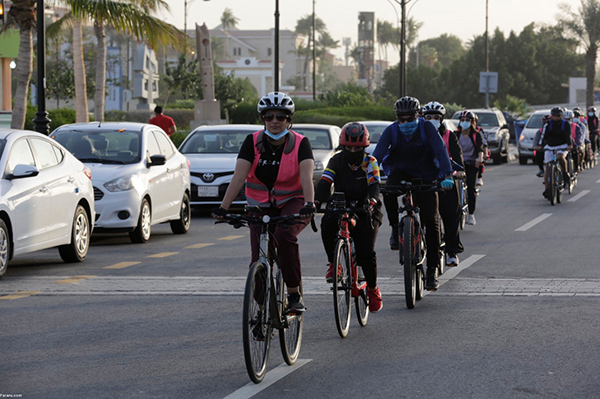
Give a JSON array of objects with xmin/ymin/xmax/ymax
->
[
  {"xmin": 263, "ymin": 113, "xmax": 288, "ymax": 122},
  {"xmin": 424, "ymin": 115, "xmax": 442, "ymax": 120},
  {"xmin": 398, "ymin": 116, "xmax": 417, "ymax": 123}
]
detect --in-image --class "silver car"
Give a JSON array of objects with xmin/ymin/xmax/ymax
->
[
  {"xmin": 0, "ymin": 128, "xmax": 95, "ymax": 277},
  {"xmin": 290, "ymin": 124, "xmax": 341, "ymax": 186},
  {"xmin": 518, "ymin": 110, "xmax": 550, "ymax": 165}
]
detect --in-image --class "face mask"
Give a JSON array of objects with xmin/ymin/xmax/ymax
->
[
  {"xmin": 343, "ymin": 149, "xmax": 364, "ymax": 165},
  {"xmin": 264, "ymin": 128, "xmax": 289, "ymax": 141},
  {"xmin": 574, "ymin": 118, "xmax": 580, "ymax": 123},
  {"xmin": 589, "ymin": 112, "xmax": 595, "ymax": 117},
  {"xmin": 429, "ymin": 120, "xmax": 441, "ymax": 130},
  {"xmin": 459, "ymin": 121, "xmax": 471, "ymax": 130},
  {"xmin": 398, "ymin": 120, "xmax": 419, "ymax": 136}
]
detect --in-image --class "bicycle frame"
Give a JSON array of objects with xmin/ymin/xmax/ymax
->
[
  {"xmin": 335, "ymin": 210, "xmax": 367, "ymax": 298},
  {"xmin": 399, "ymin": 191, "xmax": 424, "ymax": 267}
]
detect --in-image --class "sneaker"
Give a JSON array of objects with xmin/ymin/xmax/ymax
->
[
  {"xmin": 536, "ymin": 170, "xmax": 544, "ymax": 178},
  {"xmin": 389, "ymin": 224, "xmax": 399, "ymax": 250},
  {"xmin": 367, "ymin": 287, "xmax": 383, "ymax": 312},
  {"xmin": 286, "ymin": 293, "xmax": 306, "ymax": 314},
  {"xmin": 425, "ymin": 269, "xmax": 439, "ymax": 291},
  {"xmin": 325, "ymin": 263, "xmax": 343, "ymax": 283},
  {"xmin": 447, "ymin": 255, "xmax": 459, "ymax": 267},
  {"xmin": 542, "ymin": 189, "xmax": 550, "ymax": 199},
  {"xmin": 467, "ymin": 214, "xmax": 476, "ymax": 225},
  {"xmin": 476, "ymin": 178, "xmax": 483, "ymax": 186}
]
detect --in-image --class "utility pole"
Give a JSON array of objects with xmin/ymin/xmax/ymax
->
[
  {"xmin": 485, "ymin": 0, "xmax": 489, "ymax": 108},
  {"xmin": 33, "ymin": 0, "xmax": 51, "ymax": 134},
  {"xmin": 312, "ymin": 0, "xmax": 316, "ymax": 100},
  {"xmin": 274, "ymin": 0, "xmax": 280, "ymax": 91}
]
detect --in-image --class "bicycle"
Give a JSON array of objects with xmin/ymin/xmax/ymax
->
[
  {"xmin": 457, "ymin": 177, "xmax": 469, "ymax": 230},
  {"xmin": 218, "ymin": 211, "xmax": 304, "ymax": 384},
  {"xmin": 318, "ymin": 193, "xmax": 370, "ymax": 338},
  {"xmin": 565, "ymin": 150, "xmax": 577, "ymax": 194},
  {"xmin": 382, "ymin": 180, "xmax": 442, "ymax": 309},
  {"xmin": 545, "ymin": 149, "xmax": 564, "ymax": 206}
]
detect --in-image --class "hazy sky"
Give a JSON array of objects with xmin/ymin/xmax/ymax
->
[{"xmin": 163, "ymin": 0, "xmax": 574, "ymax": 64}]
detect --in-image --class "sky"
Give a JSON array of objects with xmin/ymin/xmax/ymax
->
[{"xmin": 163, "ymin": 0, "xmax": 573, "ymax": 64}]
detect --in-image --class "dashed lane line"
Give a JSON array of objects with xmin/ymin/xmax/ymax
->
[
  {"xmin": 147, "ymin": 252, "xmax": 179, "ymax": 258},
  {"xmin": 185, "ymin": 243, "xmax": 215, "ymax": 249},
  {"xmin": 568, "ymin": 189, "xmax": 590, "ymax": 202},
  {"xmin": 0, "ymin": 291, "xmax": 41, "ymax": 300},
  {"xmin": 104, "ymin": 262, "xmax": 141, "ymax": 270},
  {"xmin": 52, "ymin": 275, "xmax": 95, "ymax": 284},
  {"xmin": 218, "ymin": 235, "xmax": 245, "ymax": 241},
  {"xmin": 514, "ymin": 213, "xmax": 552, "ymax": 231}
]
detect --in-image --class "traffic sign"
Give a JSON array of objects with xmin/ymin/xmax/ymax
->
[{"xmin": 479, "ymin": 72, "xmax": 498, "ymax": 93}]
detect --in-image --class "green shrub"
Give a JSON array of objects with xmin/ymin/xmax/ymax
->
[{"xmin": 170, "ymin": 131, "xmax": 188, "ymax": 148}]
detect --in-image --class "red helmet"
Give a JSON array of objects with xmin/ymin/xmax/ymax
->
[{"xmin": 340, "ymin": 122, "xmax": 370, "ymax": 147}]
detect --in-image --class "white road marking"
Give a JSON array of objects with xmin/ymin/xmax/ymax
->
[
  {"xmin": 427, "ymin": 254, "xmax": 486, "ymax": 296},
  {"xmin": 223, "ymin": 359, "xmax": 312, "ymax": 399},
  {"xmin": 514, "ymin": 213, "xmax": 552, "ymax": 231},
  {"xmin": 567, "ymin": 190, "xmax": 590, "ymax": 202}
]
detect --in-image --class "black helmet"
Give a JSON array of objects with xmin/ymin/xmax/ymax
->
[
  {"xmin": 572, "ymin": 107, "xmax": 583, "ymax": 117},
  {"xmin": 550, "ymin": 107, "xmax": 563, "ymax": 116},
  {"xmin": 394, "ymin": 96, "xmax": 421, "ymax": 118},
  {"xmin": 588, "ymin": 106, "xmax": 597, "ymax": 113}
]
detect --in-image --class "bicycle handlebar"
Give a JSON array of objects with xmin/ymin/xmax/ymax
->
[
  {"xmin": 381, "ymin": 181, "xmax": 441, "ymax": 196},
  {"xmin": 216, "ymin": 212, "xmax": 305, "ymax": 228}
]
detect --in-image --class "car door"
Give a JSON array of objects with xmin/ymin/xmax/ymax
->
[
  {"xmin": 153, "ymin": 130, "xmax": 184, "ymax": 219},
  {"xmin": 4, "ymin": 138, "xmax": 51, "ymax": 253},
  {"xmin": 144, "ymin": 130, "xmax": 171, "ymax": 222},
  {"xmin": 29, "ymin": 137, "xmax": 75, "ymax": 244}
]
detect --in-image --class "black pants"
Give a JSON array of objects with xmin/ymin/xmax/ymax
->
[
  {"xmin": 464, "ymin": 163, "xmax": 478, "ymax": 215},
  {"xmin": 383, "ymin": 170, "xmax": 440, "ymax": 271},
  {"xmin": 321, "ymin": 212, "xmax": 379, "ymax": 288},
  {"xmin": 438, "ymin": 182, "xmax": 463, "ymax": 255},
  {"xmin": 535, "ymin": 149, "xmax": 544, "ymax": 171}
]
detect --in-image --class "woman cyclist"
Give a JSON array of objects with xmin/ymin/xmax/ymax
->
[
  {"xmin": 422, "ymin": 101, "xmax": 465, "ymax": 267},
  {"xmin": 212, "ymin": 92, "xmax": 315, "ymax": 313},
  {"xmin": 315, "ymin": 122, "xmax": 384, "ymax": 312},
  {"xmin": 456, "ymin": 110, "xmax": 484, "ymax": 226}
]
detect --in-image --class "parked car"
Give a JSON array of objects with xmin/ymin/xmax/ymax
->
[
  {"xmin": 178, "ymin": 124, "xmax": 262, "ymax": 208},
  {"xmin": 518, "ymin": 110, "xmax": 550, "ymax": 165},
  {"xmin": 452, "ymin": 108, "xmax": 511, "ymax": 164},
  {"xmin": 0, "ymin": 128, "xmax": 95, "ymax": 278},
  {"xmin": 357, "ymin": 120, "xmax": 392, "ymax": 156},
  {"xmin": 289, "ymin": 124, "xmax": 341, "ymax": 185},
  {"xmin": 443, "ymin": 119, "xmax": 458, "ymax": 133},
  {"xmin": 51, "ymin": 122, "xmax": 191, "ymax": 243}
]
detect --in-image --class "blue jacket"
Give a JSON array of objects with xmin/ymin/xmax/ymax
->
[{"xmin": 373, "ymin": 118, "xmax": 453, "ymax": 181}]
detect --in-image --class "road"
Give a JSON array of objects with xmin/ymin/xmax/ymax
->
[{"xmin": 2, "ymin": 157, "xmax": 600, "ymax": 399}]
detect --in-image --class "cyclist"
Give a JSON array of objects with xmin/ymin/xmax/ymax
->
[
  {"xmin": 538, "ymin": 106, "xmax": 572, "ymax": 199},
  {"xmin": 456, "ymin": 110, "xmax": 485, "ymax": 226},
  {"xmin": 533, "ymin": 114, "xmax": 550, "ymax": 178},
  {"xmin": 422, "ymin": 101, "xmax": 465, "ymax": 267},
  {"xmin": 564, "ymin": 110, "xmax": 585, "ymax": 173},
  {"xmin": 212, "ymin": 91, "xmax": 315, "ymax": 313},
  {"xmin": 373, "ymin": 96, "xmax": 454, "ymax": 291},
  {"xmin": 315, "ymin": 122, "xmax": 384, "ymax": 312},
  {"xmin": 586, "ymin": 106, "xmax": 599, "ymax": 161}
]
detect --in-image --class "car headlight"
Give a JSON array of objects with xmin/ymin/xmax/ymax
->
[
  {"xmin": 314, "ymin": 160, "xmax": 324, "ymax": 171},
  {"xmin": 104, "ymin": 174, "xmax": 139, "ymax": 192},
  {"xmin": 519, "ymin": 134, "xmax": 526, "ymax": 142},
  {"xmin": 487, "ymin": 132, "xmax": 496, "ymax": 141}
]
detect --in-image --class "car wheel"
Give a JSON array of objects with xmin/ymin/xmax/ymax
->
[
  {"xmin": 59, "ymin": 205, "xmax": 90, "ymax": 263},
  {"xmin": 0, "ymin": 219, "xmax": 9, "ymax": 278},
  {"xmin": 129, "ymin": 198, "xmax": 151, "ymax": 243},
  {"xmin": 170, "ymin": 193, "xmax": 191, "ymax": 234},
  {"xmin": 519, "ymin": 155, "xmax": 528, "ymax": 165}
]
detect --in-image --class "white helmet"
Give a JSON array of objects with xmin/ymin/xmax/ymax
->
[
  {"xmin": 422, "ymin": 101, "xmax": 446, "ymax": 116},
  {"xmin": 563, "ymin": 110, "xmax": 574, "ymax": 120},
  {"xmin": 257, "ymin": 92, "xmax": 295, "ymax": 115}
]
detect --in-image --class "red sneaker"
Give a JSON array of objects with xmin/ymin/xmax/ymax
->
[
  {"xmin": 367, "ymin": 287, "xmax": 383, "ymax": 313},
  {"xmin": 325, "ymin": 263, "xmax": 343, "ymax": 283}
]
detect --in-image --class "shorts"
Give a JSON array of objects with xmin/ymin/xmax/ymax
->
[{"xmin": 544, "ymin": 144, "xmax": 568, "ymax": 164}]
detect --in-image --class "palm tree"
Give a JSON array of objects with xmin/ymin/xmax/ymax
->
[
  {"xmin": 0, "ymin": 0, "xmax": 36, "ymax": 129},
  {"xmin": 52, "ymin": 0, "xmax": 184, "ymax": 122},
  {"xmin": 220, "ymin": 8, "xmax": 239, "ymax": 31},
  {"xmin": 377, "ymin": 20, "xmax": 397, "ymax": 62},
  {"xmin": 558, "ymin": 0, "xmax": 600, "ymax": 107},
  {"xmin": 295, "ymin": 14, "xmax": 326, "ymax": 91}
]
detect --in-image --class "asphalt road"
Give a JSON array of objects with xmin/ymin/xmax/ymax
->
[{"xmin": 2, "ymin": 155, "xmax": 600, "ymax": 399}]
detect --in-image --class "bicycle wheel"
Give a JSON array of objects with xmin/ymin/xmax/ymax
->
[
  {"xmin": 438, "ymin": 218, "xmax": 445, "ymax": 276},
  {"xmin": 403, "ymin": 217, "xmax": 417, "ymax": 309},
  {"xmin": 279, "ymin": 273, "xmax": 303, "ymax": 365},
  {"xmin": 549, "ymin": 165, "xmax": 557, "ymax": 205},
  {"xmin": 556, "ymin": 169, "xmax": 563, "ymax": 204},
  {"xmin": 243, "ymin": 262, "xmax": 271, "ymax": 383},
  {"xmin": 355, "ymin": 285, "xmax": 369, "ymax": 326},
  {"xmin": 332, "ymin": 239, "xmax": 352, "ymax": 338}
]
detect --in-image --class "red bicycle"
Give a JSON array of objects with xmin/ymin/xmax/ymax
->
[{"xmin": 319, "ymin": 192, "xmax": 370, "ymax": 338}]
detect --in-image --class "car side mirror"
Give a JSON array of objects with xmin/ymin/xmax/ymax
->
[
  {"xmin": 8, "ymin": 164, "xmax": 40, "ymax": 180},
  {"xmin": 149, "ymin": 154, "xmax": 166, "ymax": 166}
]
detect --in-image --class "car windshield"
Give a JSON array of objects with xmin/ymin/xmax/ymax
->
[
  {"xmin": 180, "ymin": 130, "xmax": 252, "ymax": 154},
  {"xmin": 525, "ymin": 113, "xmax": 545, "ymax": 129},
  {"xmin": 476, "ymin": 113, "xmax": 500, "ymax": 127},
  {"xmin": 291, "ymin": 127, "xmax": 332, "ymax": 150},
  {"xmin": 51, "ymin": 129, "xmax": 142, "ymax": 164},
  {"xmin": 362, "ymin": 123, "xmax": 389, "ymax": 144}
]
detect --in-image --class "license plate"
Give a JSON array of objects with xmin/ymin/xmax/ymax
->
[{"xmin": 198, "ymin": 186, "xmax": 219, "ymax": 197}]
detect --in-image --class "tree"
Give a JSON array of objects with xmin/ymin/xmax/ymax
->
[
  {"xmin": 1, "ymin": 0, "xmax": 36, "ymax": 129},
  {"xmin": 46, "ymin": 36, "xmax": 76, "ymax": 108},
  {"xmin": 295, "ymin": 14, "xmax": 327, "ymax": 91},
  {"xmin": 164, "ymin": 54, "xmax": 203, "ymax": 102},
  {"xmin": 558, "ymin": 0, "xmax": 600, "ymax": 107},
  {"xmin": 220, "ymin": 8, "xmax": 239, "ymax": 31},
  {"xmin": 377, "ymin": 20, "xmax": 397, "ymax": 62},
  {"xmin": 417, "ymin": 34, "xmax": 465, "ymax": 69}
]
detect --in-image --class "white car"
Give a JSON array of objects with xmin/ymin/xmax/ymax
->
[
  {"xmin": 290, "ymin": 124, "xmax": 341, "ymax": 185},
  {"xmin": 178, "ymin": 124, "xmax": 262, "ymax": 207},
  {"xmin": 518, "ymin": 110, "xmax": 551, "ymax": 165},
  {"xmin": 52, "ymin": 122, "xmax": 191, "ymax": 243},
  {"xmin": 358, "ymin": 120, "xmax": 393, "ymax": 156},
  {"xmin": 0, "ymin": 128, "xmax": 95, "ymax": 278}
]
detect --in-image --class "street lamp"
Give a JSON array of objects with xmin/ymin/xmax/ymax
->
[
  {"xmin": 274, "ymin": 0, "xmax": 279, "ymax": 91},
  {"xmin": 392, "ymin": 0, "xmax": 419, "ymax": 97},
  {"xmin": 312, "ymin": 0, "xmax": 316, "ymax": 100},
  {"xmin": 33, "ymin": 0, "xmax": 50, "ymax": 134}
]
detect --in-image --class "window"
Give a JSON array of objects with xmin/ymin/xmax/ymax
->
[
  {"xmin": 7, "ymin": 139, "xmax": 36, "ymax": 174},
  {"xmin": 152, "ymin": 131, "xmax": 175, "ymax": 158},
  {"xmin": 30, "ymin": 138, "xmax": 59, "ymax": 169},
  {"xmin": 146, "ymin": 132, "xmax": 161, "ymax": 158}
]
